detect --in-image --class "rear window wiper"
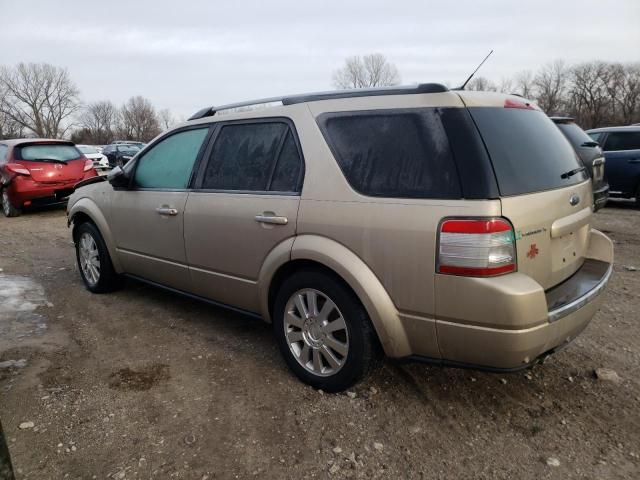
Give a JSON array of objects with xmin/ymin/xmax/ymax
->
[
  {"xmin": 29, "ymin": 158, "xmax": 69, "ymax": 165},
  {"xmin": 560, "ymin": 166, "xmax": 586, "ymax": 179}
]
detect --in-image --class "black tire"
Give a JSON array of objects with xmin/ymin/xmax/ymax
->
[
  {"xmin": 635, "ymin": 184, "xmax": 640, "ymax": 208},
  {"xmin": 74, "ymin": 221, "xmax": 121, "ymax": 293},
  {"xmin": 273, "ymin": 269, "xmax": 381, "ymax": 392},
  {"xmin": 1, "ymin": 188, "xmax": 22, "ymax": 217}
]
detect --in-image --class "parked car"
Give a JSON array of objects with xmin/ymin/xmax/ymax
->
[
  {"xmin": 586, "ymin": 126, "xmax": 640, "ymax": 206},
  {"xmin": 102, "ymin": 144, "xmax": 141, "ymax": 168},
  {"xmin": 1, "ymin": 139, "xmax": 97, "ymax": 217},
  {"xmin": 110, "ymin": 140, "xmax": 146, "ymax": 149},
  {"xmin": 77, "ymin": 145, "xmax": 109, "ymax": 172},
  {"xmin": 551, "ymin": 117, "xmax": 609, "ymax": 210},
  {"xmin": 68, "ymin": 85, "xmax": 613, "ymax": 391}
]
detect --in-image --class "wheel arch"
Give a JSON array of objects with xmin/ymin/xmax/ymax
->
[
  {"xmin": 260, "ymin": 234, "xmax": 411, "ymax": 358},
  {"xmin": 68, "ymin": 198, "xmax": 123, "ymax": 273}
]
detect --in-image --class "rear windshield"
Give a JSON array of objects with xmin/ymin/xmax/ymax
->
[
  {"xmin": 557, "ymin": 122, "xmax": 596, "ymax": 148},
  {"xmin": 16, "ymin": 144, "xmax": 82, "ymax": 162},
  {"xmin": 469, "ymin": 108, "xmax": 588, "ymax": 196}
]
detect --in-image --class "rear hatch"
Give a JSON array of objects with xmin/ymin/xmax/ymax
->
[
  {"xmin": 467, "ymin": 103, "xmax": 593, "ymax": 290},
  {"xmin": 14, "ymin": 143, "xmax": 86, "ymax": 183}
]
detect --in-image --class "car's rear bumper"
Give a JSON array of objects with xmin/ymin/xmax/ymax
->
[
  {"xmin": 429, "ymin": 229, "xmax": 613, "ymax": 370},
  {"xmin": 6, "ymin": 172, "xmax": 96, "ymax": 206}
]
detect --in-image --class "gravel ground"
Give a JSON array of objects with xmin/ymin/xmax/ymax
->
[{"xmin": 0, "ymin": 202, "xmax": 639, "ymax": 479}]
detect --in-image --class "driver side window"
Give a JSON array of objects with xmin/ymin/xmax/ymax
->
[{"xmin": 134, "ymin": 128, "xmax": 209, "ymax": 189}]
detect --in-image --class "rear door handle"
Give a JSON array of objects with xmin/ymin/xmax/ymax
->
[
  {"xmin": 156, "ymin": 207, "xmax": 178, "ymax": 216},
  {"xmin": 628, "ymin": 159, "xmax": 640, "ymax": 164},
  {"xmin": 255, "ymin": 214, "xmax": 288, "ymax": 225}
]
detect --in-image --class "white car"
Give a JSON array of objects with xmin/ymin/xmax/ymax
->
[{"xmin": 77, "ymin": 145, "xmax": 109, "ymax": 172}]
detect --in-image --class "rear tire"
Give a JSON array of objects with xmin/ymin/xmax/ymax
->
[
  {"xmin": 1, "ymin": 188, "xmax": 21, "ymax": 217},
  {"xmin": 635, "ymin": 184, "xmax": 640, "ymax": 208},
  {"xmin": 273, "ymin": 270, "xmax": 381, "ymax": 392},
  {"xmin": 74, "ymin": 221, "xmax": 121, "ymax": 293}
]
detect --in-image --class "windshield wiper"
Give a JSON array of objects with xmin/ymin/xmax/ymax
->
[
  {"xmin": 31, "ymin": 158, "xmax": 68, "ymax": 165},
  {"xmin": 560, "ymin": 166, "xmax": 586, "ymax": 179}
]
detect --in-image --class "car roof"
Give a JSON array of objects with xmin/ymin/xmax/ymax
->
[
  {"xmin": 184, "ymin": 84, "xmax": 537, "ymax": 126},
  {"xmin": 586, "ymin": 125, "xmax": 640, "ymax": 133},
  {"xmin": 549, "ymin": 116, "xmax": 575, "ymax": 124},
  {"xmin": 0, "ymin": 138, "xmax": 74, "ymax": 147}
]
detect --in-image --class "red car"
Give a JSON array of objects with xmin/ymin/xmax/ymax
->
[{"xmin": 0, "ymin": 139, "xmax": 97, "ymax": 217}]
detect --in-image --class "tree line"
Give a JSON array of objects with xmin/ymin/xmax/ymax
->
[
  {"xmin": 1, "ymin": 58, "xmax": 639, "ymax": 143},
  {"xmin": 333, "ymin": 55, "xmax": 640, "ymax": 129},
  {"xmin": 464, "ymin": 60, "xmax": 640, "ymax": 128},
  {"xmin": 0, "ymin": 62, "xmax": 176, "ymax": 144}
]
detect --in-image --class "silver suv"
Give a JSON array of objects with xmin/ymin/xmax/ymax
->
[{"xmin": 68, "ymin": 84, "xmax": 613, "ymax": 391}]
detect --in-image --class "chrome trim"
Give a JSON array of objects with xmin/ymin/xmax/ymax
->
[
  {"xmin": 156, "ymin": 207, "xmax": 178, "ymax": 216},
  {"xmin": 548, "ymin": 264, "xmax": 612, "ymax": 323},
  {"xmin": 255, "ymin": 214, "xmax": 288, "ymax": 225}
]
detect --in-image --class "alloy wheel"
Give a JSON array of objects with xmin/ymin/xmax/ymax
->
[
  {"xmin": 283, "ymin": 289, "xmax": 349, "ymax": 377},
  {"xmin": 78, "ymin": 232, "xmax": 101, "ymax": 286}
]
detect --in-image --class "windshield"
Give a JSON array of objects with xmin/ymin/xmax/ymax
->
[
  {"xmin": 17, "ymin": 144, "xmax": 82, "ymax": 161},
  {"xmin": 78, "ymin": 145, "xmax": 98, "ymax": 154},
  {"xmin": 469, "ymin": 108, "xmax": 588, "ymax": 196}
]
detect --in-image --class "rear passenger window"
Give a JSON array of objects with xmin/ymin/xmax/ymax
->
[
  {"xmin": 318, "ymin": 110, "xmax": 461, "ymax": 198},
  {"xmin": 603, "ymin": 132, "xmax": 640, "ymax": 151},
  {"xmin": 201, "ymin": 122, "xmax": 303, "ymax": 192}
]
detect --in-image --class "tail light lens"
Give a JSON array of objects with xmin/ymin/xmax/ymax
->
[
  {"xmin": 437, "ymin": 218, "xmax": 517, "ymax": 277},
  {"xmin": 83, "ymin": 159, "xmax": 94, "ymax": 172},
  {"xmin": 6, "ymin": 163, "xmax": 30, "ymax": 176}
]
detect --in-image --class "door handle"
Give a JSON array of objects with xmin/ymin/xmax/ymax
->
[
  {"xmin": 156, "ymin": 207, "xmax": 178, "ymax": 216},
  {"xmin": 255, "ymin": 214, "xmax": 288, "ymax": 225},
  {"xmin": 628, "ymin": 159, "xmax": 640, "ymax": 164}
]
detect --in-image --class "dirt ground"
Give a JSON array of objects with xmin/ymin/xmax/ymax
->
[{"xmin": 0, "ymin": 202, "xmax": 638, "ymax": 480}]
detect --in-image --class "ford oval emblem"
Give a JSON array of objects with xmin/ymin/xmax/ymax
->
[{"xmin": 569, "ymin": 194, "xmax": 580, "ymax": 206}]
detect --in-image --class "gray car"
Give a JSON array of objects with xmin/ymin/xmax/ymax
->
[{"xmin": 551, "ymin": 117, "xmax": 609, "ymax": 211}]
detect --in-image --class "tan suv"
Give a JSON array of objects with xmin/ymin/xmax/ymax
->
[{"xmin": 67, "ymin": 84, "xmax": 614, "ymax": 391}]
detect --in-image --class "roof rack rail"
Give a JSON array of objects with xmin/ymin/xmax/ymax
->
[{"xmin": 187, "ymin": 83, "xmax": 449, "ymax": 121}]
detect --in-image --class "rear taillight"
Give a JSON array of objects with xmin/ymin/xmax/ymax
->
[
  {"xmin": 83, "ymin": 159, "xmax": 94, "ymax": 172},
  {"xmin": 6, "ymin": 163, "xmax": 30, "ymax": 176},
  {"xmin": 437, "ymin": 218, "xmax": 517, "ymax": 277}
]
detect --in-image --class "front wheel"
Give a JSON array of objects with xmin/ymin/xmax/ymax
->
[
  {"xmin": 1, "ymin": 188, "xmax": 21, "ymax": 217},
  {"xmin": 75, "ymin": 222, "xmax": 121, "ymax": 293},
  {"xmin": 273, "ymin": 270, "xmax": 381, "ymax": 392}
]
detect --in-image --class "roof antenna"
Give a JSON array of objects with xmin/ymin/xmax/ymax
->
[{"xmin": 458, "ymin": 50, "xmax": 494, "ymax": 90}]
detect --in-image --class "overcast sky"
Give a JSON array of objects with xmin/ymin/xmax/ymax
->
[{"xmin": 1, "ymin": 0, "xmax": 638, "ymax": 119}]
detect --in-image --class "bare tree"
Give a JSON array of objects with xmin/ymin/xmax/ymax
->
[
  {"xmin": 466, "ymin": 76, "xmax": 498, "ymax": 92},
  {"xmin": 513, "ymin": 70, "xmax": 536, "ymax": 99},
  {"xmin": 158, "ymin": 108, "xmax": 176, "ymax": 130},
  {"xmin": 118, "ymin": 96, "xmax": 161, "ymax": 142},
  {"xmin": 77, "ymin": 100, "xmax": 118, "ymax": 144},
  {"xmin": 534, "ymin": 60, "xmax": 568, "ymax": 114},
  {"xmin": 612, "ymin": 63, "xmax": 640, "ymax": 125},
  {"xmin": 333, "ymin": 53, "xmax": 400, "ymax": 89},
  {"xmin": 567, "ymin": 62, "xmax": 612, "ymax": 129},
  {"xmin": 0, "ymin": 87, "xmax": 25, "ymax": 139},
  {"xmin": 498, "ymin": 77, "xmax": 514, "ymax": 94},
  {"xmin": 0, "ymin": 63, "xmax": 80, "ymax": 138}
]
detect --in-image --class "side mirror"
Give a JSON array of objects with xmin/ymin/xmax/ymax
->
[{"xmin": 107, "ymin": 165, "xmax": 130, "ymax": 189}]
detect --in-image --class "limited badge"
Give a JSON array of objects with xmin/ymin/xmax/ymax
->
[{"xmin": 526, "ymin": 243, "xmax": 539, "ymax": 259}]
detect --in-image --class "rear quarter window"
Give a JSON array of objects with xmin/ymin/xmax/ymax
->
[
  {"xmin": 469, "ymin": 108, "xmax": 588, "ymax": 196},
  {"xmin": 318, "ymin": 109, "xmax": 461, "ymax": 199}
]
